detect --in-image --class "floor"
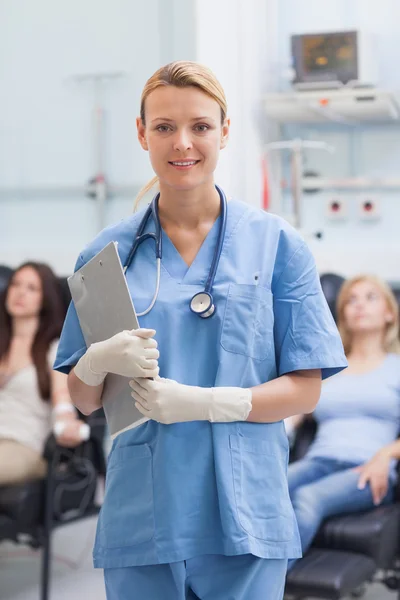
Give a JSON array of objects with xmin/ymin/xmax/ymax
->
[
  {"xmin": 0, "ymin": 517, "xmax": 105, "ymax": 600},
  {"xmin": 0, "ymin": 517, "xmax": 397, "ymax": 600}
]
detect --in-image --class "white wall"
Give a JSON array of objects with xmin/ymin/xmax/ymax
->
[
  {"xmin": 194, "ymin": 0, "xmax": 280, "ymax": 207},
  {"xmin": 0, "ymin": 0, "xmax": 196, "ymax": 274},
  {"xmin": 3, "ymin": 0, "xmax": 399, "ymax": 281},
  {"xmin": 0, "ymin": 0, "xmax": 279, "ymax": 274}
]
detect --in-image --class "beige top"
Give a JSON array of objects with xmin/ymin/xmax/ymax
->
[{"xmin": 0, "ymin": 340, "xmax": 58, "ymax": 454}]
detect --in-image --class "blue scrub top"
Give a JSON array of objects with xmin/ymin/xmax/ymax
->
[{"xmin": 54, "ymin": 199, "xmax": 347, "ymax": 569}]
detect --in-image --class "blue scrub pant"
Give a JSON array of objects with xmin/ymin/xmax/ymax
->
[{"xmin": 104, "ymin": 554, "xmax": 288, "ymax": 600}]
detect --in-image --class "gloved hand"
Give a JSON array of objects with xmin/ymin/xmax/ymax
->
[
  {"xmin": 129, "ymin": 377, "xmax": 252, "ymax": 425},
  {"xmin": 74, "ymin": 329, "xmax": 159, "ymax": 386}
]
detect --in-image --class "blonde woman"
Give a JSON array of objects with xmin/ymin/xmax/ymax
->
[
  {"xmin": 54, "ymin": 62, "xmax": 346, "ymax": 599},
  {"xmin": 287, "ymin": 275, "xmax": 400, "ymax": 569}
]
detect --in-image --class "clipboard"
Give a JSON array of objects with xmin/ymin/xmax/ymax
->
[{"xmin": 68, "ymin": 241, "xmax": 149, "ymax": 439}]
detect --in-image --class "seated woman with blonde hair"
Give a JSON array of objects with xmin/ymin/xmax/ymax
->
[
  {"xmin": 0, "ymin": 262, "xmax": 88, "ymax": 486},
  {"xmin": 286, "ymin": 274, "xmax": 400, "ymax": 567}
]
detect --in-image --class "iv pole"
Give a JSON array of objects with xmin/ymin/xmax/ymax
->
[
  {"xmin": 265, "ymin": 138, "xmax": 335, "ymax": 230},
  {"xmin": 71, "ymin": 71, "xmax": 124, "ymax": 232}
]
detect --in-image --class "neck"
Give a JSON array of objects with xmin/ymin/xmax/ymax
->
[
  {"xmin": 11, "ymin": 316, "xmax": 39, "ymax": 341},
  {"xmin": 347, "ymin": 332, "xmax": 386, "ymax": 360},
  {"xmin": 157, "ymin": 181, "xmax": 221, "ymax": 229}
]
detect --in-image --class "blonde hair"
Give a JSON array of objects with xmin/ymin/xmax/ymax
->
[
  {"xmin": 336, "ymin": 274, "xmax": 400, "ymax": 355},
  {"xmin": 134, "ymin": 61, "xmax": 227, "ymax": 210}
]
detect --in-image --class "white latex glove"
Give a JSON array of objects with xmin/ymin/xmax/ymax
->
[
  {"xmin": 129, "ymin": 377, "xmax": 252, "ymax": 424},
  {"xmin": 74, "ymin": 329, "xmax": 159, "ymax": 386}
]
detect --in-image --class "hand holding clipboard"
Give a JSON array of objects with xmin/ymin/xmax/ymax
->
[{"xmin": 68, "ymin": 242, "xmax": 157, "ymax": 439}]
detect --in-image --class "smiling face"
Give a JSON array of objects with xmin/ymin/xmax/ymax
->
[
  {"xmin": 6, "ymin": 267, "xmax": 43, "ymax": 319},
  {"xmin": 343, "ymin": 280, "xmax": 394, "ymax": 336},
  {"xmin": 137, "ymin": 85, "xmax": 230, "ymax": 193}
]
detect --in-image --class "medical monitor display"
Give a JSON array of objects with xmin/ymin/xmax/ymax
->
[{"xmin": 291, "ymin": 31, "xmax": 358, "ymax": 86}]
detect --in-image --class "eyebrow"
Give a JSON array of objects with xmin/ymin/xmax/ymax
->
[{"xmin": 150, "ymin": 116, "xmax": 215, "ymax": 124}]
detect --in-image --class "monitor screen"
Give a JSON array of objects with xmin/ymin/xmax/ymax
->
[{"xmin": 292, "ymin": 31, "xmax": 358, "ymax": 85}]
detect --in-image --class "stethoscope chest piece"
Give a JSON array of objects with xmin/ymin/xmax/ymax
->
[{"xmin": 190, "ymin": 291, "xmax": 215, "ymax": 319}]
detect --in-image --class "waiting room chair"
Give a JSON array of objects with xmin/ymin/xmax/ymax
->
[
  {"xmin": 0, "ymin": 409, "xmax": 106, "ymax": 600},
  {"xmin": 285, "ymin": 274, "xmax": 400, "ymax": 599}
]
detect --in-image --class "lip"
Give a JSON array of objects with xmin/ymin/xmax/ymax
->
[{"xmin": 168, "ymin": 159, "xmax": 200, "ymax": 170}]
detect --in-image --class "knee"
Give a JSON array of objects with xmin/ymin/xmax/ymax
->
[
  {"xmin": 287, "ymin": 462, "xmax": 309, "ymax": 497},
  {"xmin": 287, "ymin": 467, "xmax": 302, "ymax": 497},
  {"xmin": 288, "ymin": 477, "xmax": 301, "ymax": 499},
  {"xmin": 291, "ymin": 486, "xmax": 321, "ymax": 521}
]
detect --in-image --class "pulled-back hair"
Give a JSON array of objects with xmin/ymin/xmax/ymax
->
[{"xmin": 134, "ymin": 61, "xmax": 227, "ymax": 209}]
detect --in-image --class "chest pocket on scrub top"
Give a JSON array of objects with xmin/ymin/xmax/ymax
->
[{"xmin": 220, "ymin": 283, "xmax": 273, "ymax": 360}]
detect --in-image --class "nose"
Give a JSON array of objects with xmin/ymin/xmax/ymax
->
[
  {"xmin": 353, "ymin": 298, "xmax": 367, "ymax": 312},
  {"xmin": 172, "ymin": 129, "xmax": 193, "ymax": 153}
]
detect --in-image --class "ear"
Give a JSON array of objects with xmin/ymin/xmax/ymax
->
[
  {"xmin": 137, "ymin": 117, "xmax": 149, "ymax": 151},
  {"xmin": 220, "ymin": 117, "xmax": 230, "ymax": 150}
]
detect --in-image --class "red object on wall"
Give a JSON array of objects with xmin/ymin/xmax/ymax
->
[{"xmin": 261, "ymin": 158, "xmax": 270, "ymax": 211}]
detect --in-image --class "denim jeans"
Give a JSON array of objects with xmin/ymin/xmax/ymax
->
[{"xmin": 287, "ymin": 456, "xmax": 394, "ymax": 571}]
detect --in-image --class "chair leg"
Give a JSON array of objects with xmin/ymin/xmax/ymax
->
[
  {"xmin": 41, "ymin": 530, "xmax": 51, "ymax": 600},
  {"xmin": 40, "ymin": 452, "xmax": 57, "ymax": 600}
]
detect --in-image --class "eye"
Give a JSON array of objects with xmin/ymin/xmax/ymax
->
[
  {"xmin": 367, "ymin": 292, "xmax": 379, "ymax": 301},
  {"xmin": 194, "ymin": 124, "xmax": 210, "ymax": 132},
  {"xmin": 27, "ymin": 283, "xmax": 40, "ymax": 292},
  {"xmin": 155, "ymin": 125, "xmax": 172, "ymax": 133}
]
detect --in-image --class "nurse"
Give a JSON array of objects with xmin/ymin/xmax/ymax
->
[{"xmin": 54, "ymin": 61, "xmax": 347, "ymax": 600}]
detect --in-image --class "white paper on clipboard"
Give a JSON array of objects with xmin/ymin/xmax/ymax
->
[{"xmin": 67, "ymin": 241, "xmax": 149, "ymax": 439}]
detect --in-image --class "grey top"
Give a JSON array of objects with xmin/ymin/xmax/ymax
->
[
  {"xmin": 0, "ymin": 341, "xmax": 58, "ymax": 454},
  {"xmin": 307, "ymin": 354, "xmax": 400, "ymax": 470}
]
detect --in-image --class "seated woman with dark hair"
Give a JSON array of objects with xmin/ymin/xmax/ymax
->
[
  {"xmin": 286, "ymin": 275, "xmax": 400, "ymax": 568},
  {"xmin": 0, "ymin": 262, "xmax": 87, "ymax": 485}
]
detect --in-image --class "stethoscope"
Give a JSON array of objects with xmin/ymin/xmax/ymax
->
[{"xmin": 124, "ymin": 185, "xmax": 227, "ymax": 318}]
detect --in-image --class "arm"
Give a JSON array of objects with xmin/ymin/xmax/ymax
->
[
  {"xmin": 51, "ymin": 369, "xmax": 89, "ymax": 446},
  {"xmin": 377, "ymin": 440, "xmax": 400, "ymax": 461},
  {"xmin": 130, "ymin": 369, "xmax": 321, "ymax": 426},
  {"xmin": 284, "ymin": 413, "xmax": 306, "ymax": 436},
  {"xmin": 247, "ymin": 369, "xmax": 321, "ymax": 422},
  {"xmin": 67, "ymin": 368, "xmax": 104, "ymax": 416},
  {"xmin": 355, "ymin": 440, "xmax": 400, "ymax": 505}
]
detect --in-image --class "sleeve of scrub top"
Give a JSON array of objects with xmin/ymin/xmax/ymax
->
[
  {"xmin": 53, "ymin": 254, "xmax": 87, "ymax": 375},
  {"xmin": 272, "ymin": 238, "xmax": 347, "ymax": 380}
]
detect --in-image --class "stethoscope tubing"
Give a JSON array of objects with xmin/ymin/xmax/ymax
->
[{"xmin": 123, "ymin": 185, "xmax": 227, "ymax": 317}]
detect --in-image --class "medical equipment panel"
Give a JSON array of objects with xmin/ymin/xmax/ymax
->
[{"xmin": 291, "ymin": 30, "xmax": 377, "ymax": 89}]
